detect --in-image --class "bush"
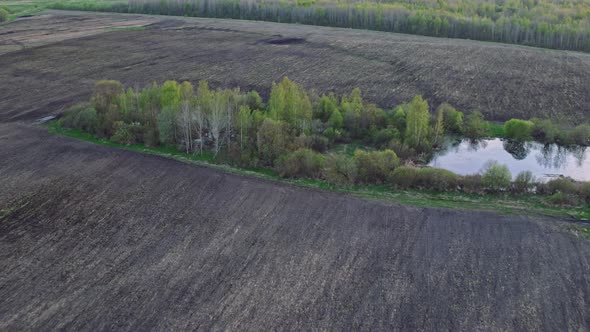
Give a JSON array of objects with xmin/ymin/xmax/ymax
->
[
  {"xmin": 569, "ymin": 125, "xmax": 590, "ymax": 146},
  {"xmin": 324, "ymin": 154, "xmax": 357, "ymax": 185},
  {"xmin": 354, "ymin": 149, "xmax": 400, "ymax": 184},
  {"xmin": 578, "ymin": 182, "xmax": 590, "ymax": 202},
  {"xmin": 390, "ymin": 166, "xmax": 419, "ymax": 189},
  {"xmin": 546, "ymin": 177, "xmax": 577, "ymax": 194},
  {"xmin": 482, "ymin": 160, "xmax": 511, "ymax": 192},
  {"xmin": 545, "ymin": 192, "xmax": 578, "ymax": 206},
  {"xmin": 59, "ymin": 104, "xmax": 97, "ymax": 133},
  {"xmin": 504, "ymin": 119, "xmax": 533, "ymax": 141},
  {"xmin": 439, "ymin": 103, "xmax": 463, "ymax": 134},
  {"xmin": 460, "ymin": 174, "xmax": 484, "ymax": 194},
  {"xmin": 111, "ymin": 121, "xmax": 142, "ymax": 145},
  {"xmin": 387, "ymin": 139, "xmax": 417, "ymax": 160},
  {"xmin": 276, "ymin": 148, "xmax": 324, "ymax": 179},
  {"xmin": 513, "ymin": 171, "xmax": 535, "ymax": 193},
  {"xmin": 295, "ymin": 134, "xmax": 329, "ymax": 153},
  {"xmin": 416, "ymin": 167, "xmax": 460, "ymax": 191},
  {"xmin": 0, "ymin": 8, "xmax": 8, "ymax": 23},
  {"xmin": 372, "ymin": 128, "xmax": 400, "ymax": 147},
  {"xmin": 531, "ymin": 118, "xmax": 559, "ymax": 143},
  {"xmin": 463, "ymin": 111, "xmax": 488, "ymax": 139}
]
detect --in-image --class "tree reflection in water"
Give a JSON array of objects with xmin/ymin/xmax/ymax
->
[{"xmin": 503, "ymin": 140, "xmax": 531, "ymax": 160}]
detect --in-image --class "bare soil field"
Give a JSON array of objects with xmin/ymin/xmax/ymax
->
[
  {"xmin": 1, "ymin": 10, "xmax": 590, "ymax": 122},
  {"xmin": 1, "ymin": 123, "xmax": 589, "ymax": 330},
  {"xmin": 1, "ymin": 11, "xmax": 590, "ymax": 331}
]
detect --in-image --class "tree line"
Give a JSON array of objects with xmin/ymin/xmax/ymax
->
[
  {"xmin": 50, "ymin": 0, "xmax": 590, "ymax": 52},
  {"xmin": 58, "ymin": 78, "xmax": 590, "ymax": 205}
]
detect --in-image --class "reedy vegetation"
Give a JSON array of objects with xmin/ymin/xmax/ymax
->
[
  {"xmin": 59, "ymin": 78, "xmax": 590, "ymax": 206},
  {"xmin": 47, "ymin": 0, "xmax": 590, "ymax": 52}
]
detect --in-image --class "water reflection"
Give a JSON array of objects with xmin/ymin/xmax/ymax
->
[{"xmin": 428, "ymin": 138, "xmax": 589, "ymax": 181}]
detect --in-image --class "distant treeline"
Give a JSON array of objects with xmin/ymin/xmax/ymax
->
[
  {"xmin": 49, "ymin": 0, "xmax": 590, "ymax": 52},
  {"xmin": 58, "ymin": 78, "xmax": 590, "ymax": 205}
]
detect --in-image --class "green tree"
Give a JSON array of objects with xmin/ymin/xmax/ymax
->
[
  {"xmin": 160, "ymin": 80, "xmax": 181, "ymax": 109},
  {"xmin": 257, "ymin": 118, "xmax": 290, "ymax": 165},
  {"xmin": 354, "ymin": 149, "xmax": 400, "ymax": 184},
  {"xmin": 464, "ymin": 111, "xmax": 488, "ymax": 139},
  {"xmin": 482, "ymin": 160, "xmax": 511, "ymax": 192},
  {"xmin": 504, "ymin": 119, "xmax": 533, "ymax": 141},
  {"xmin": 438, "ymin": 103, "xmax": 463, "ymax": 134},
  {"xmin": 328, "ymin": 109, "xmax": 343, "ymax": 129},
  {"xmin": 404, "ymin": 95, "xmax": 431, "ymax": 151},
  {"xmin": 268, "ymin": 77, "xmax": 312, "ymax": 133}
]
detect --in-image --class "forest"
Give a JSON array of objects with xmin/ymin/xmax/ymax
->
[
  {"xmin": 57, "ymin": 78, "xmax": 590, "ymax": 205},
  {"xmin": 47, "ymin": 0, "xmax": 590, "ymax": 52}
]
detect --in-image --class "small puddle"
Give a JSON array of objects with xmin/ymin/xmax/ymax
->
[
  {"xmin": 34, "ymin": 115, "xmax": 56, "ymax": 124},
  {"xmin": 428, "ymin": 138, "xmax": 589, "ymax": 181}
]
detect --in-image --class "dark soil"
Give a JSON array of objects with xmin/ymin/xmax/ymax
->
[
  {"xmin": 1, "ymin": 11, "xmax": 590, "ymax": 331},
  {"xmin": 1, "ymin": 123, "xmax": 589, "ymax": 331},
  {"xmin": 1, "ymin": 11, "xmax": 590, "ymax": 123}
]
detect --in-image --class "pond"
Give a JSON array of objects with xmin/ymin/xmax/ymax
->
[{"xmin": 428, "ymin": 138, "xmax": 589, "ymax": 181}]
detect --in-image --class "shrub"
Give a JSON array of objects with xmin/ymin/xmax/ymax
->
[
  {"xmin": 545, "ymin": 192, "xmax": 578, "ymax": 206},
  {"xmin": 530, "ymin": 118, "xmax": 559, "ymax": 143},
  {"xmin": 111, "ymin": 121, "xmax": 136, "ymax": 145},
  {"xmin": 504, "ymin": 119, "xmax": 533, "ymax": 141},
  {"xmin": 372, "ymin": 128, "xmax": 400, "ymax": 147},
  {"xmin": 296, "ymin": 134, "xmax": 329, "ymax": 152},
  {"xmin": 569, "ymin": 125, "xmax": 590, "ymax": 146},
  {"xmin": 59, "ymin": 104, "xmax": 97, "ymax": 133},
  {"xmin": 276, "ymin": 148, "xmax": 324, "ymax": 179},
  {"xmin": 513, "ymin": 171, "xmax": 535, "ymax": 193},
  {"xmin": 354, "ymin": 149, "xmax": 400, "ymax": 184},
  {"xmin": 578, "ymin": 182, "xmax": 590, "ymax": 202},
  {"xmin": 390, "ymin": 166, "xmax": 419, "ymax": 189},
  {"xmin": 463, "ymin": 111, "xmax": 488, "ymax": 139},
  {"xmin": 387, "ymin": 139, "xmax": 417, "ymax": 160},
  {"xmin": 546, "ymin": 177, "xmax": 577, "ymax": 194},
  {"xmin": 0, "ymin": 8, "xmax": 8, "ymax": 23},
  {"xmin": 324, "ymin": 154, "xmax": 357, "ymax": 185},
  {"xmin": 439, "ymin": 103, "xmax": 463, "ymax": 134},
  {"xmin": 481, "ymin": 161, "xmax": 511, "ymax": 192},
  {"xmin": 416, "ymin": 167, "xmax": 460, "ymax": 191},
  {"xmin": 460, "ymin": 174, "xmax": 484, "ymax": 194}
]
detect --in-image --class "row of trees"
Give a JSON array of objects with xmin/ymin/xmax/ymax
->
[
  {"xmin": 59, "ymin": 78, "xmax": 590, "ymax": 203},
  {"xmin": 51, "ymin": 0, "xmax": 590, "ymax": 52}
]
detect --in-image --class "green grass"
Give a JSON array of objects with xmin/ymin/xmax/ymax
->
[
  {"xmin": 47, "ymin": 121, "xmax": 589, "ymax": 220},
  {"xmin": 487, "ymin": 122, "xmax": 506, "ymax": 138}
]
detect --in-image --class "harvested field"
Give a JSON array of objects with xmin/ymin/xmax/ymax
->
[
  {"xmin": 1, "ymin": 10, "xmax": 590, "ymax": 123},
  {"xmin": 1, "ymin": 10, "xmax": 590, "ymax": 331},
  {"xmin": 1, "ymin": 123, "xmax": 590, "ymax": 330}
]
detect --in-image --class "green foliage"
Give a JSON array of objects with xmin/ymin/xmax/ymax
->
[
  {"xmin": 316, "ymin": 94, "xmax": 338, "ymax": 122},
  {"xmin": 276, "ymin": 148, "xmax": 324, "ymax": 178},
  {"xmin": 59, "ymin": 104, "xmax": 97, "ymax": 133},
  {"xmin": 439, "ymin": 103, "xmax": 463, "ymax": 134},
  {"xmin": 432, "ymin": 107, "xmax": 445, "ymax": 146},
  {"xmin": 390, "ymin": 166, "xmax": 419, "ymax": 189},
  {"xmin": 545, "ymin": 192, "xmax": 578, "ymax": 206},
  {"xmin": 404, "ymin": 96, "xmax": 430, "ymax": 152},
  {"xmin": 531, "ymin": 118, "xmax": 559, "ymax": 143},
  {"xmin": 546, "ymin": 178, "xmax": 577, "ymax": 195},
  {"xmin": 246, "ymin": 90, "xmax": 262, "ymax": 110},
  {"xmin": 416, "ymin": 167, "xmax": 460, "ymax": 191},
  {"xmin": 257, "ymin": 118, "xmax": 290, "ymax": 165},
  {"xmin": 390, "ymin": 105, "xmax": 407, "ymax": 134},
  {"xmin": 372, "ymin": 128, "xmax": 400, "ymax": 147},
  {"xmin": 460, "ymin": 174, "xmax": 483, "ymax": 194},
  {"xmin": 328, "ymin": 109, "xmax": 343, "ymax": 129},
  {"xmin": 111, "ymin": 121, "xmax": 138, "ymax": 145},
  {"xmin": 157, "ymin": 106, "xmax": 177, "ymax": 145},
  {"xmin": 482, "ymin": 161, "xmax": 511, "ymax": 192},
  {"xmin": 387, "ymin": 139, "xmax": 417, "ymax": 160},
  {"xmin": 513, "ymin": 171, "xmax": 535, "ymax": 193},
  {"xmin": 569, "ymin": 125, "xmax": 590, "ymax": 146},
  {"xmin": 324, "ymin": 154, "xmax": 357, "ymax": 185},
  {"xmin": 160, "ymin": 80, "xmax": 181, "ymax": 109},
  {"xmin": 354, "ymin": 149, "xmax": 400, "ymax": 184},
  {"xmin": 463, "ymin": 111, "xmax": 489, "ymax": 139},
  {"xmin": 0, "ymin": 8, "xmax": 8, "ymax": 23},
  {"xmin": 269, "ymin": 77, "xmax": 312, "ymax": 133},
  {"xmin": 504, "ymin": 119, "xmax": 533, "ymax": 141}
]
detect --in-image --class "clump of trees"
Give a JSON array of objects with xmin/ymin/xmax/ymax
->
[{"xmin": 59, "ymin": 78, "xmax": 590, "ymax": 206}]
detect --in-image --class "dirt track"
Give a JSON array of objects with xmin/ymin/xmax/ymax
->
[
  {"xmin": 1, "ymin": 11, "xmax": 590, "ymax": 331},
  {"xmin": 1, "ymin": 11, "xmax": 590, "ymax": 122}
]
